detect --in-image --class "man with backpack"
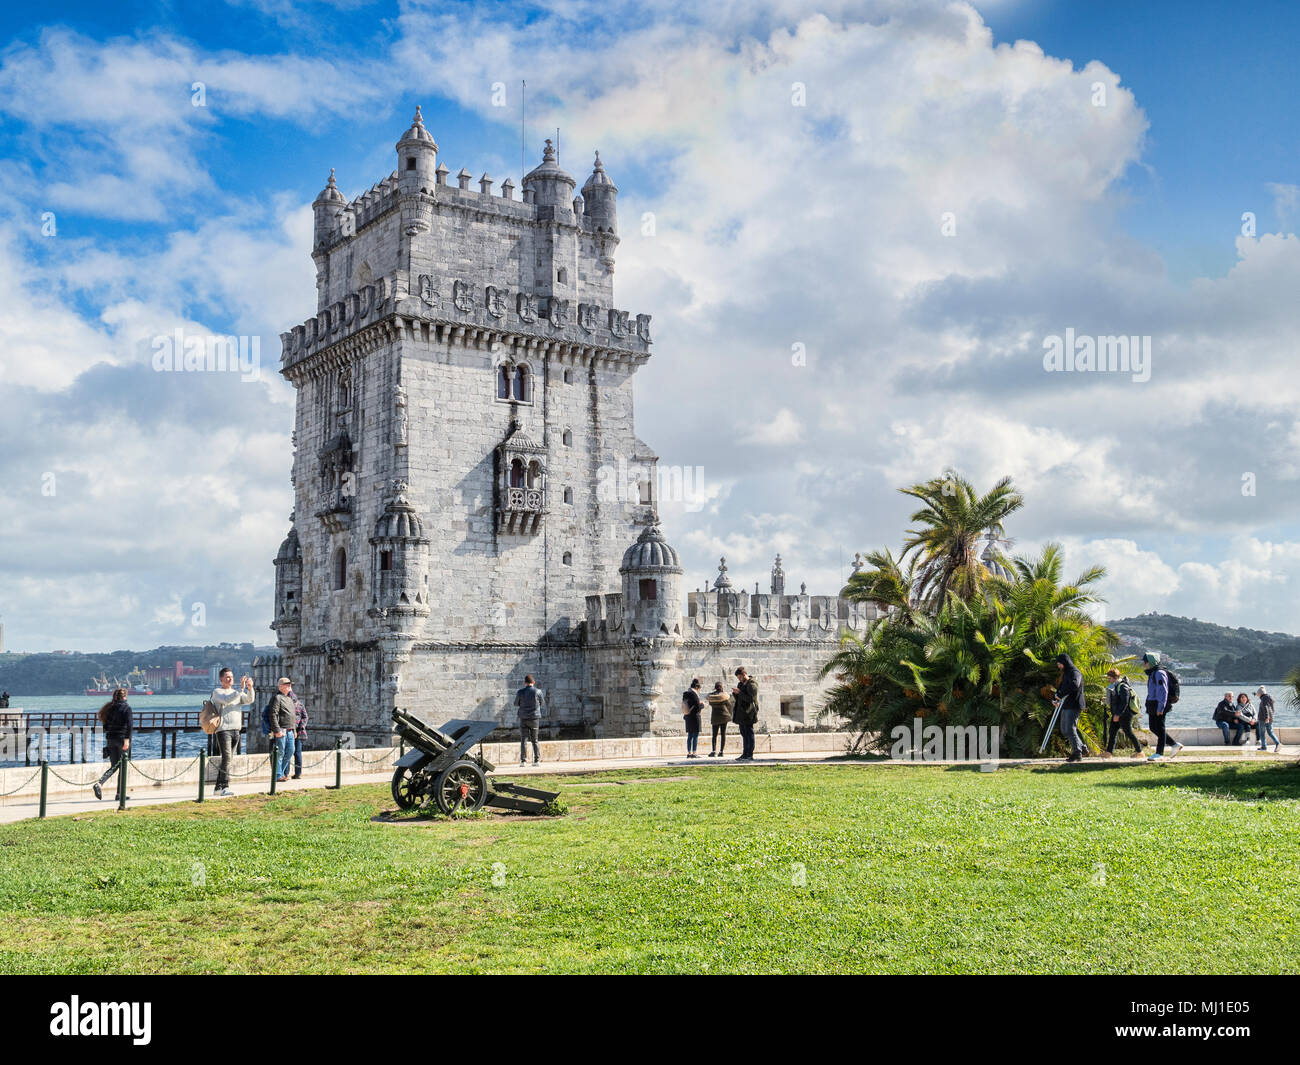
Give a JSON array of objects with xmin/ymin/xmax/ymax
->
[
  {"xmin": 1104, "ymin": 668, "xmax": 1145, "ymax": 757},
  {"xmin": 515, "ymin": 674, "xmax": 544, "ymax": 766},
  {"xmin": 1142, "ymin": 652, "xmax": 1184, "ymax": 761}
]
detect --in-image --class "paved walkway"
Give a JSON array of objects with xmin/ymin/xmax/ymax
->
[{"xmin": 1, "ymin": 745, "xmax": 1293, "ymax": 824}]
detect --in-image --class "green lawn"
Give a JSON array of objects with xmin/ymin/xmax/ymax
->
[{"xmin": 1, "ymin": 761, "xmax": 1297, "ymax": 974}]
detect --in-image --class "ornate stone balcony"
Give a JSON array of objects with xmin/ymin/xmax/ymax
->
[{"xmin": 498, "ymin": 486, "xmax": 545, "ymax": 534}]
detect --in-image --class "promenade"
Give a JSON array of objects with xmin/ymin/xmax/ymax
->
[{"xmin": 1, "ymin": 730, "xmax": 1295, "ymax": 824}]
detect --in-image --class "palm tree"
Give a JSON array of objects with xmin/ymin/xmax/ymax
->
[
  {"xmin": 898, "ymin": 472, "xmax": 1025, "ymax": 610},
  {"xmin": 842, "ymin": 547, "xmax": 918, "ymax": 621},
  {"xmin": 1284, "ymin": 663, "xmax": 1300, "ymax": 712}
]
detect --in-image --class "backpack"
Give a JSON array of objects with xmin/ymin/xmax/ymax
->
[
  {"xmin": 260, "ymin": 698, "xmax": 274, "ymax": 736},
  {"xmin": 1126, "ymin": 684, "xmax": 1141, "ymax": 716},
  {"xmin": 1162, "ymin": 669, "xmax": 1181, "ymax": 706},
  {"xmin": 200, "ymin": 699, "xmax": 222, "ymax": 735}
]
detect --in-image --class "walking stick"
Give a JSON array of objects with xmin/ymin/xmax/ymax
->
[{"xmin": 1039, "ymin": 699, "xmax": 1063, "ymax": 754}]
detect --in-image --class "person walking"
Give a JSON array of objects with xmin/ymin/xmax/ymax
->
[
  {"xmin": 732, "ymin": 667, "xmax": 759, "ymax": 761},
  {"xmin": 706, "ymin": 682, "xmax": 732, "ymax": 757},
  {"xmin": 515, "ymin": 674, "xmax": 543, "ymax": 766},
  {"xmin": 1103, "ymin": 668, "xmax": 1144, "ymax": 757},
  {"xmin": 291, "ymin": 687, "xmax": 309, "ymax": 779},
  {"xmin": 1054, "ymin": 653, "xmax": 1088, "ymax": 763},
  {"xmin": 266, "ymin": 677, "xmax": 297, "ymax": 783},
  {"xmin": 1142, "ymin": 652, "xmax": 1184, "ymax": 760},
  {"xmin": 681, "ymin": 678, "xmax": 704, "ymax": 758},
  {"xmin": 92, "ymin": 687, "xmax": 132, "ymax": 801},
  {"xmin": 211, "ymin": 668, "xmax": 254, "ymax": 797},
  {"xmin": 1256, "ymin": 686, "xmax": 1280, "ymax": 752},
  {"xmin": 1213, "ymin": 691, "xmax": 1246, "ymax": 746}
]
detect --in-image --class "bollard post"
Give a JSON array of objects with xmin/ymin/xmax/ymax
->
[
  {"xmin": 269, "ymin": 737, "xmax": 278, "ymax": 796},
  {"xmin": 333, "ymin": 737, "xmax": 342, "ymax": 790},
  {"xmin": 197, "ymin": 749, "xmax": 206, "ymax": 803},
  {"xmin": 39, "ymin": 760, "xmax": 48, "ymax": 819},
  {"xmin": 116, "ymin": 749, "xmax": 129, "ymax": 811}
]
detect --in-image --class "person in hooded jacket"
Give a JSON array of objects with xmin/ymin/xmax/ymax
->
[
  {"xmin": 1053, "ymin": 653, "xmax": 1088, "ymax": 763},
  {"xmin": 1142, "ymin": 651, "xmax": 1184, "ymax": 761},
  {"xmin": 92, "ymin": 688, "xmax": 132, "ymax": 801}
]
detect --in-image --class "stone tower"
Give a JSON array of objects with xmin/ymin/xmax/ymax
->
[{"xmin": 273, "ymin": 107, "xmax": 657, "ymax": 743}]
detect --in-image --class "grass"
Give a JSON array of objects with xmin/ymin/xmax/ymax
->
[{"xmin": 1, "ymin": 761, "xmax": 1298, "ymax": 973}]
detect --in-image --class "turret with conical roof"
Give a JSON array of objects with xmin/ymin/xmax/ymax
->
[
  {"xmin": 581, "ymin": 151, "xmax": 618, "ymax": 234},
  {"xmin": 396, "ymin": 104, "xmax": 438, "ymax": 195},
  {"xmin": 312, "ymin": 168, "xmax": 347, "ymax": 248}
]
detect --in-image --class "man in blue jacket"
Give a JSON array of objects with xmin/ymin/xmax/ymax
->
[{"xmin": 1142, "ymin": 652, "xmax": 1184, "ymax": 761}]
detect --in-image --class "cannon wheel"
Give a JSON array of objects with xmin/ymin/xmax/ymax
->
[
  {"xmin": 391, "ymin": 765, "xmax": 422, "ymax": 810},
  {"xmin": 435, "ymin": 760, "xmax": 488, "ymax": 815}
]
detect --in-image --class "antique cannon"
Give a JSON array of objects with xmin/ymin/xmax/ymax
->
[{"xmin": 390, "ymin": 709, "xmax": 560, "ymax": 815}]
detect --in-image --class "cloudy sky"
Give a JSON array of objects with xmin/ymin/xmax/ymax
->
[{"xmin": 0, "ymin": 0, "xmax": 1297, "ymax": 651}]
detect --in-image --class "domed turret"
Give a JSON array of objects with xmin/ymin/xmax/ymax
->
[
  {"xmin": 272, "ymin": 519, "xmax": 303, "ymax": 649},
  {"xmin": 581, "ymin": 151, "xmax": 618, "ymax": 234},
  {"xmin": 396, "ymin": 105, "xmax": 438, "ymax": 194},
  {"xmin": 620, "ymin": 523, "xmax": 683, "ymax": 574},
  {"xmin": 312, "ymin": 168, "xmax": 347, "ymax": 247},
  {"xmin": 620, "ymin": 521, "xmax": 683, "ymax": 639},
  {"xmin": 369, "ymin": 483, "xmax": 431, "ymax": 631},
  {"xmin": 523, "ymin": 139, "xmax": 576, "ymax": 213}
]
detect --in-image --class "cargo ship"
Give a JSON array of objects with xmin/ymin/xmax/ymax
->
[{"xmin": 84, "ymin": 670, "xmax": 155, "ymax": 697}]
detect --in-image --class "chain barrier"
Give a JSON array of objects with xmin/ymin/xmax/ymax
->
[
  {"xmin": 130, "ymin": 757, "xmax": 201, "ymax": 784},
  {"xmin": 343, "ymin": 748, "xmax": 398, "ymax": 767},
  {"xmin": 0, "ymin": 768, "xmax": 42, "ymax": 797},
  {"xmin": 226, "ymin": 757, "xmax": 275, "ymax": 779},
  {"xmin": 45, "ymin": 765, "xmax": 105, "ymax": 787},
  {"xmin": 299, "ymin": 752, "xmax": 334, "ymax": 770}
]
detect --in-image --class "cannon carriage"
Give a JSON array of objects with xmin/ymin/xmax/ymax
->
[{"xmin": 390, "ymin": 709, "xmax": 559, "ymax": 815}]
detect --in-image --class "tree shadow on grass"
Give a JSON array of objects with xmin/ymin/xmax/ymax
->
[{"xmin": 1091, "ymin": 761, "xmax": 1300, "ymax": 803}]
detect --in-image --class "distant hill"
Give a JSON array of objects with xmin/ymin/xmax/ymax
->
[
  {"xmin": 1108, "ymin": 614, "xmax": 1297, "ymax": 679},
  {"xmin": 0, "ymin": 644, "xmax": 277, "ymax": 696},
  {"xmin": 1214, "ymin": 641, "xmax": 1300, "ymax": 683}
]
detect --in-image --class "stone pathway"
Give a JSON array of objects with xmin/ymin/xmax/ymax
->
[{"xmin": 0, "ymin": 745, "xmax": 1293, "ymax": 824}]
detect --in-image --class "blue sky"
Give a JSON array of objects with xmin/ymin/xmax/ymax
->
[{"xmin": 1, "ymin": 0, "xmax": 1298, "ymax": 651}]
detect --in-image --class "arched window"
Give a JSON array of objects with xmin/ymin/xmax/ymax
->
[
  {"xmin": 556, "ymin": 267, "xmax": 567, "ymax": 284},
  {"xmin": 497, "ymin": 365, "xmax": 511, "ymax": 399},
  {"xmin": 563, "ymin": 369, "xmax": 573, "ymax": 384},
  {"xmin": 509, "ymin": 459, "xmax": 524, "ymax": 488},
  {"xmin": 513, "ymin": 364, "xmax": 530, "ymax": 402},
  {"xmin": 338, "ymin": 379, "xmax": 350, "ymax": 410},
  {"xmin": 563, "ymin": 487, "xmax": 573, "ymax": 504},
  {"xmin": 527, "ymin": 461, "xmax": 542, "ymax": 489},
  {"xmin": 333, "ymin": 548, "xmax": 347, "ymax": 590},
  {"xmin": 638, "ymin": 578, "xmax": 658, "ymax": 602},
  {"xmin": 638, "ymin": 479, "xmax": 653, "ymax": 505},
  {"xmin": 562, "ymin": 429, "xmax": 573, "ymax": 446},
  {"xmin": 379, "ymin": 550, "xmax": 393, "ymax": 572},
  {"xmin": 562, "ymin": 551, "xmax": 572, "ymax": 566}
]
